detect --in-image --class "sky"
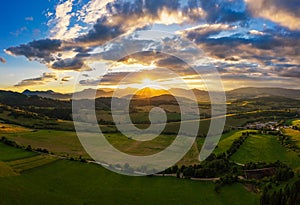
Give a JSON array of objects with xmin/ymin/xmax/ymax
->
[{"xmin": 0, "ymin": 0, "xmax": 300, "ymax": 93}]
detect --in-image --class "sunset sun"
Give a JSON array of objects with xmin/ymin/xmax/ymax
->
[{"xmin": 140, "ymin": 78, "xmax": 158, "ymax": 89}]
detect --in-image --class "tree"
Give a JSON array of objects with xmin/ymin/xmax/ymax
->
[{"xmin": 26, "ymin": 145, "xmax": 32, "ymax": 151}]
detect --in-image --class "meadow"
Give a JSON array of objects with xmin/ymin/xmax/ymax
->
[
  {"xmin": 291, "ymin": 119, "xmax": 300, "ymax": 127},
  {"xmin": 284, "ymin": 128, "xmax": 300, "ymax": 148},
  {"xmin": 3, "ymin": 122, "xmax": 300, "ymax": 170},
  {"xmin": 1, "ymin": 114, "xmax": 300, "ymax": 204},
  {"xmin": 0, "ymin": 142, "xmax": 37, "ymax": 161},
  {"xmin": 231, "ymin": 134, "xmax": 300, "ymax": 169},
  {"xmin": 0, "ymin": 142, "xmax": 259, "ymax": 205}
]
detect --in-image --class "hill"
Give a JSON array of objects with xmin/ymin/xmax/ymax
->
[
  {"xmin": 22, "ymin": 89, "xmax": 71, "ymax": 100},
  {"xmin": 23, "ymin": 89, "xmax": 113, "ymax": 100},
  {"xmin": 227, "ymin": 87, "xmax": 300, "ymax": 101},
  {"xmin": 20, "ymin": 87, "xmax": 300, "ymax": 102}
]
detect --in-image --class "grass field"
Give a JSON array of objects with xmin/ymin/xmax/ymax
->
[
  {"xmin": 7, "ymin": 155, "xmax": 58, "ymax": 173},
  {"xmin": 105, "ymin": 133, "xmax": 176, "ymax": 155},
  {"xmin": 196, "ymin": 130, "xmax": 257, "ymax": 156},
  {"xmin": 231, "ymin": 134, "xmax": 300, "ymax": 169},
  {"xmin": 0, "ymin": 122, "xmax": 31, "ymax": 133},
  {"xmin": 213, "ymin": 130, "xmax": 256, "ymax": 155},
  {"xmin": 291, "ymin": 119, "xmax": 300, "ymax": 127},
  {"xmin": 0, "ymin": 161, "xmax": 18, "ymax": 177},
  {"xmin": 0, "ymin": 157, "xmax": 259, "ymax": 205},
  {"xmin": 284, "ymin": 128, "xmax": 300, "ymax": 148},
  {"xmin": 2, "ymin": 129, "xmax": 88, "ymax": 158},
  {"xmin": 0, "ymin": 111, "xmax": 75, "ymax": 131},
  {"xmin": 0, "ymin": 142, "xmax": 37, "ymax": 161},
  {"xmin": 3, "ymin": 128, "xmax": 199, "ymax": 165}
]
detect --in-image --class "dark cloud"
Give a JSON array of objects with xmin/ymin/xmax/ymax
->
[
  {"xmin": 199, "ymin": 0, "xmax": 250, "ymax": 23},
  {"xmin": 5, "ymin": 0, "xmax": 300, "ymax": 85},
  {"xmin": 61, "ymin": 76, "xmax": 73, "ymax": 82},
  {"xmin": 15, "ymin": 72, "xmax": 58, "ymax": 87},
  {"xmin": 0, "ymin": 57, "xmax": 6, "ymax": 63},
  {"xmin": 6, "ymin": 39, "xmax": 62, "ymax": 63},
  {"xmin": 246, "ymin": 0, "xmax": 300, "ymax": 30},
  {"xmin": 5, "ymin": 0, "xmax": 204, "ymax": 71},
  {"xmin": 76, "ymin": 17, "xmax": 125, "ymax": 45},
  {"xmin": 52, "ymin": 57, "xmax": 86, "ymax": 71},
  {"xmin": 180, "ymin": 20, "xmax": 300, "ymax": 80},
  {"xmin": 79, "ymin": 78, "xmax": 101, "ymax": 86},
  {"xmin": 271, "ymin": 65, "xmax": 300, "ymax": 78}
]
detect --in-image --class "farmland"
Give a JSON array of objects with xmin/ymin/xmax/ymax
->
[
  {"xmin": 0, "ymin": 142, "xmax": 259, "ymax": 205},
  {"xmin": 231, "ymin": 134, "xmax": 300, "ymax": 169},
  {"xmin": 0, "ymin": 91, "xmax": 300, "ymax": 204}
]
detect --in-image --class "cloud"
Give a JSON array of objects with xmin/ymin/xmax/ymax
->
[
  {"xmin": 75, "ymin": 16, "xmax": 126, "ymax": 45},
  {"xmin": 246, "ymin": 0, "xmax": 300, "ymax": 30},
  {"xmin": 5, "ymin": 39, "xmax": 62, "ymax": 64},
  {"xmin": 25, "ymin": 17, "xmax": 34, "ymax": 21},
  {"xmin": 7, "ymin": 0, "xmax": 206, "ymax": 69},
  {"xmin": 48, "ymin": 0, "xmax": 75, "ymax": 39},
  {"xmin": 79, "ymin": 67, "xmax": 193, "ymax": 87},
  {"xmin": 79, "ymin": 78, "xmax": 101, "ymax": 86},
  {"xmin": 75, "ymin": 0, "xmax": 205, "ymax": 45},
  {"xmin": 15, "ymin": 72, "xmax": 58, "ymax": 87},
  {"xmin": 10, "ymin": 27, "xmax": 27, "ymax": 37},
  {"xmin": 79, "ymin": 0, "xmax": 115, "ymax": 24},
  {"xmin": 5, "ymin": 0, "xmax": 300, "ymax": 87},
  {"xmin": 0, "ymin": 57, "xmax": 6, "ymax": 63},
  {"xmin": 199, "ymin": 0, "xmax": 250, "ymax": 23},
  {"xmin": 52, "ymin": 57, "xmax": 87, "ymax": 71},
  {"xmin": 180, "ymin": 20, "xmax": 300, "ymax": 78},
  {"xmin": 61, "ymin": 76, "xmax": 73, "ymax": 82}
]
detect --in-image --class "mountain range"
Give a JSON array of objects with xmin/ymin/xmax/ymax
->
[{"xmin": 21, "ymin": 87, "xmax": 300, "ymax": 102}]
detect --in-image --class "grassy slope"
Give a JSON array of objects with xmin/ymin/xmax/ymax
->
[
  {"xmin": 0, "ymin": 159, "xmax": 259, "ymax": 205},
  {"xmin": 0, "ymin": 161, "xmax": 18, "ymax": 177},
  {"xmin": 3, "ymin": 129, "xmax": 89, "ymax": 158},
  {"xmin": 213, "ymin": 130, "xmax": 256, "ymax": 155},
  {"xmin": 231, "ymin": 134, "xmax": 300, "ymax": 169},
  {"xmin": 196, "ymin": 130, "xmax": 257, "ymax": 156},
  {"xmin": 4, "ymin": 130, "xmax": 199, "ymax": 165},
  {"xmin": 292, "ymin": 119, "xmax": 300, "ymax": 127},
  {"xmin": 0, "ymin": 111, "xmax": 74, "ymax": 131},
  {"xmin": 0, "ymin": 142, "xmax": 37, "ymax": 161},
  {"xmin": 285, "ymin": 128, "xmax": 300, "ymax": 148}
]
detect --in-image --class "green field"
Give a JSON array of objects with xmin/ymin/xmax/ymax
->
[
  {"xmin": 0, "ymin": 110, "xmax": 75, "ymax": 131},
  {"xmin": 291, "ymin": 119, "xmax": 300, "ymax": 127},
  {"xmin": 196, "ymin": 130, "xmax": 257, "ymax": 156},
  {"xmin": 0, "ymin": 145, "xmax": 259, "ymax": 204},
  {"xmin": 2, "ymin": 129, "xmax": 89, "ymax": 158},
  {"xmin": 0, "ymin": 142, "xmax": 37, "ymax": 161},
  {"xmin": 2, "ymin": 128, "xmax": 199, "ymax": 165},
  {"xmin": 0, "ymin": 161, "xmax": 18, "ymax": 177},
  {"xmin": 284, "ymin": 128, "xmax": 300, "ymax": 148},
  {"xmin": 7, "ymin": 155, "xmax": 58, "ymax": 173},
  {"xmin": 231, "ymin": 134, "xmax": 300, "ymax": 169}
]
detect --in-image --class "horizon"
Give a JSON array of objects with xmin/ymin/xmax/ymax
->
[{"xmin": 3, "ymin": 85, "xmax": 300, "ymax": 95}]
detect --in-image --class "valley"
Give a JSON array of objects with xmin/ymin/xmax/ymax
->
[{"xmin": 0, "ymin": 87, "xmax": 300, "ymax": 204}]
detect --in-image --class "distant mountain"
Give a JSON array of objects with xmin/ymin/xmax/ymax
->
[
  {"xmin": 227, "ymin": 87, "xmax": 300, "ymax": 101},
  {"xmin": 72, "ymin": 89, "xmax": 113, "ymax": 100},
  {"xmin": 22, "ymin": 89, "xmax": 71, "ymax": 100},
  {"xmin": 169, "ymin": 88, "xmax": 210, "ymax": 102},
  {"xmin": 0, "ymin": 90, "xmax": 70, "ymax": 108},
  {"xmin": 21, "ymin": 87, "xmax": 300, "ymax": 102},
  {"xmin": 23, "ymin": 89, "xmax": 113, "ymax": 100}
]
